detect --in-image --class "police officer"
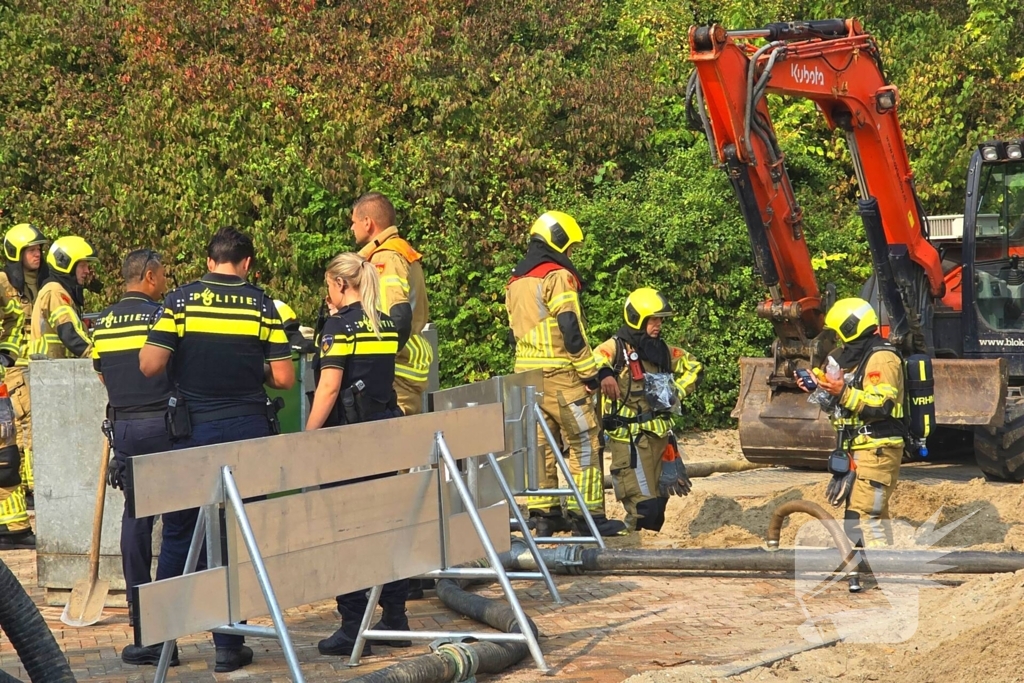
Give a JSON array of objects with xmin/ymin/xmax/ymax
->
[
  {"xmin": 306, "ymin": 252, "xmax": 408, "ymax": 658},
  {"xmin": 0, "ymin": 224, "xmax": 47, "ymax": 548},
  {"xmin": 506, "ymin": 211, "xmax": 625, "ymax": 537},
  {"xmin": 353, "ymin": 193, "xmax": 432, "ymax": 416},
  {"xmin": 139, "ymin": 226, "xmax": 295, "ymax": 672},
  {"xmin": 796, "ymin": 298, "xmax": 905, "ymax": 593},
  {"xmin": 92, "ymin": 250, "xmax": 179, "ymax": 667},
  {"xmin": 594, "ymin": 288, "xmax": 703, "ymax": 533},
  {"xmin": 30, "ymin": 236, "xmax": 97, "ymax": 360},
  {"xmin": 0, "ymin": 223, "xmax": 48, "ymax": 515}
]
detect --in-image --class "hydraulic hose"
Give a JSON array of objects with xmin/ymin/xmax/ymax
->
[
  {"xmin": 766, "ymin": 500, "xmax": 855, "ymax": 562},
  {"xmin": 0, "ymin": 557, "xmax": 76, "ymax": 683},
  {"xmin": 504, "ymin": 544, "xmax": 1024, "ymax": 576},
  {"xmin": 346, "ymin": 578, "xmax": 538, "ymax": 683}
]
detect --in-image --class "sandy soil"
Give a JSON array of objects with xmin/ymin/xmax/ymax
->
[{"xmin": 613, "ymin": 429, "xmax": 1024, "ymax": 683}]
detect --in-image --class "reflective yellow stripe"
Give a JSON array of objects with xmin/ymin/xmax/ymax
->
[
  {"xmin": 93, "ymin": 335, "xmax": 148, "ymax": 354},
  {"xmin": 547, "ymin": 291, "xmax": 578, "ymax": 312},
  {"xmin": 151, "ymin": 309, "xmax": 178, "ymax": 334},
  {"xmin": 185, "ymin": 317, "xmax": 260, "ymax": 336},
  {"xmin": 93, "ymin": 324, "xmax": 151, "ymax": 337},
  {"xmin": 184, "ymin": 305, "xmax": 259, "ymax": 318}
]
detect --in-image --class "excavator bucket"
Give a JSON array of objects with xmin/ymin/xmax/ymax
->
[{"xmin": 733, "ymin": 357, "xmax": 1007, "ymax": 468}]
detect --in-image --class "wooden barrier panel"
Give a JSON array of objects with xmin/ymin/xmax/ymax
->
[{"xmin": 129, "ymin": 403, "xmax": 505, "ymax": 517}]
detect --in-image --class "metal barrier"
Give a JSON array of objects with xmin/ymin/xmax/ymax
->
[
  {"xmin": 429, "ymin": 372, "xmax": 607, "ymax": 597},
  {"xmin": 127, "ymin": 403, "xmax": 546, "ymax": 680}
]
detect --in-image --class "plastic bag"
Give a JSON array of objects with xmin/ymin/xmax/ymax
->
[
  {"xmin": 807, "ymin": 357, "xmax": 842, "ymax": 410},
  {"xmin": 644, "ymin": 372, "xmax": 681, "ymax": 415}
]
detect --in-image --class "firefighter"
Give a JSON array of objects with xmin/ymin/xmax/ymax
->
[
  {"xmin": 0, "ymin": 223, "xmax": 48, "ymax": 548},
  {"xmin": 92, "ymin": 250, "xmax": 178, "ymax": 667},
  {"xmin": 506, "ymin": 211, "xmax": 625, "ymax": 537},
  {"xmin": 353, "ymin": 192, "xmax": 432, "ymax": 416},
  {"xmin": 30, "ymin": 236, "xmax": 97, "ymax": 360},
  {"xmin": 139, "ymin": 226, "xmax": 295, "ymax": 672},
  {"xmin": 274, "ymin": 299, "xmax": 317, "ymax": 355},
  {"xmin": 594, "ymin": 288, "xmax": 702, "ymax": 533},
  {"xmin": 796, "ymin": 297, "xmax": 905, "ymax": 593},
  {"xmin": 305, "ymin": 253, "xmax": 409, "ymax": 658}
]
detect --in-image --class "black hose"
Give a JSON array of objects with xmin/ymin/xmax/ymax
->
[
  {"xmin": 346, "ymin": 578, "xmax": 538, "ymax": 683},
  {"xmin": 0, "ymin": 557, "xmax": 76, "ymax": 683}
]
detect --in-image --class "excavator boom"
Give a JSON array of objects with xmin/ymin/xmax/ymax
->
[{"xmin": 688, "ymin": 19, "xmax": 1006, "ymax": 466}]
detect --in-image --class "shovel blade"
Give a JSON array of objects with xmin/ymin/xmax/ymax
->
[{"xmin": 60, "ymin": 578, "xmax": 110, "ymax": 627}]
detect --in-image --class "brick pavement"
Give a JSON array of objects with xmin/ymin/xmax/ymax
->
[{"xmin": 0, "ymin": 548, "xmax": 952, "ymax": 682}]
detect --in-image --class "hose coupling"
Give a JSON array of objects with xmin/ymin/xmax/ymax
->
[{"xmin": 432, "ymin": 641, "xmax": 479, "ymax": 682}]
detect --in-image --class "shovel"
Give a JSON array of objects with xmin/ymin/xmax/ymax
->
[{"xmin": 61, "ymin": 437, "xmax": 111, "ymax": 627}]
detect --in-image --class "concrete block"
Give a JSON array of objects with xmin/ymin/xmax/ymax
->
[{"xmin": 31, "ymin": 358, "xmax": 156, "ymax": 603}]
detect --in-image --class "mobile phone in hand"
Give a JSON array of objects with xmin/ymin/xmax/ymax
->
[{"xmin": 795, "ymin": 368, "xmax": 818, "ymax": 391}]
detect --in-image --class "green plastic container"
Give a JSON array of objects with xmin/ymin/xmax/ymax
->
[{"xmin": 265, "ymin": 356, "xmax": 303, "ymax": 499}]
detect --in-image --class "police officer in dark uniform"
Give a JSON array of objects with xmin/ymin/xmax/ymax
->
[
  {"xmin": 92, "ymin": 250, "xmax": 178, "ymax": 667},
  {"xmin": 305, "ymin": 252, "xmax": 406, "ymax": 658},
  {"xmin": 139, "ymin": 226, "xmax": 295, "ymax": 673}
]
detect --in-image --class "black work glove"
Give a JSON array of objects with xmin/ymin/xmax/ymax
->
[
  {"xmin": 106, "ymin": 457, "xmax": 126, "ymax": 490},
  {"xmin": 658, "ymin": 456, "xmax": 692, "ymax": 497},
  {"xmin": 85, "ymin": 276, "xmax": 104, "ymax": 294}
]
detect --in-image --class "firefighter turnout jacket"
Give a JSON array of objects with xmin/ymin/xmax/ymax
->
[
  {"xmin": 506, "ymin": 266, "xmax": 598, "ymax": 381},
  {"xmin": 594, "ymin": 338, "xmax": 702, "ymax": 442},
  {"xmin": 0, "ymin": 269, "xmax": 37, "ymax": 367},
  {"xmin": 358, "ymin": 227, "xmax": 432, "ymax": 387},
  {"xmin": 30, "ymin": 280, "xmax": 91, "ymax": 359},
  {"xmin": 830, "ymin": 342, "xmax": 905, "ymax": 452}
]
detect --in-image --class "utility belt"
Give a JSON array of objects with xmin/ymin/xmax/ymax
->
[
  {"xmin": 165, "ymin": 394, "xmax": 284, "ymax": 440},
  {"xmin": 332, "ymin": 381, "xmax": 399, "ymax": 427},
  {"xmin": 602, "ymin": 409, "xmax": 666, "ymax": 432},
  {"xmin": 839, "ymin": 418, "xmax": 907, "ymax": 447},
  {"xmin": 107, "ymin": 406, "xmax": 167, "ymax": 422}
]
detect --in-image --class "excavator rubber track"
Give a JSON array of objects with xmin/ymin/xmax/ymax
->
[{"xmin": 733, "ymin": 357, "xmax": 1007, "ymax": 468}]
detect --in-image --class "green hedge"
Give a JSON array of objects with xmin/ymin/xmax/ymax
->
[{"xmin": 2, "ymin": 0, "xmax": 1023, "ymax": 429}]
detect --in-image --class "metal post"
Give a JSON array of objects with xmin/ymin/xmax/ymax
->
[
  {"xmin": 524, "ymin": 385, "xmax": 540, "ymax": 490},
  {"xmin": 222, "ymin": 467, "xmax": 306, "ymax": 683},
  {"xmin": 507, "ymin": 383, "xmax": 527, "ymax": 491},
  {"xmin": 154, "ymin": 508, "xmax": 208, "ymax": 683},
  {"xmin": 436, "ymin": 433, "xmax": 548, "ymax": 672},
  {"xmin": 347, "ymin": 584, "xmax": 383, "ymax": 667},
  {"xmin": 486, "ymin": 452, "xmax": 561, "ymax": 603},
  {"xmin": 298, "ymin": 356, "xmax": 309, "ymax": 431},
  {"xmin": 535, "ymin": 403, "xmax": 606, "ymax": 550}
]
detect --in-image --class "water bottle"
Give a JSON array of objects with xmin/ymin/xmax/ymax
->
[{"xmin": 0, "ymin": 383, "xmax": 16, "ymax": 449}]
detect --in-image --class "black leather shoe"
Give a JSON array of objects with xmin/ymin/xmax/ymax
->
[
  {"xmin": 214, "ymin": 645, "xmax": 253, "ymax": 673},
  {"xmin": 0, "ymin": 531, "xmax": 35, "ymax": 550},
  {"xmin": 121, "ymin": 643, "xmax": 179, "ymax": 666},
  {"xmin": 318, "ymin": 627, "xmax": 371, "ymax": 657}
]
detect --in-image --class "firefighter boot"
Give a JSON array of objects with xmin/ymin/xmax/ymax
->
[
  {"xmin": 319, "ymin": 602, "xmax": 372, "ymax": 657},
  {"xmin": 569, "ymin": 511, "xmax": 628, "ymax": 537},
  {"xmin": 529, "ymin": 509, "xmax": 572, "ymax": 537}
]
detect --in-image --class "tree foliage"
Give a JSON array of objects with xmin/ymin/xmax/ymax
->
[{"xmin": 2, "ymin": 0, "xmax": 1023, "ymax": 428}]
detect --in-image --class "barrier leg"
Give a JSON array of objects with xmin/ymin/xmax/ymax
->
[
  {"xmin": 486, "ymin": 452, "xmax": 561, "ymax": 603},
  {"xmin": 222, "ymin": 466, "xmax": 306, "ymax": 683},
  {"xmin": 437, "ymin": 433, "xmax": 548, "ymax": 672},
  {"xmin": 347, "ymin": 584, "xmax": 383, "ymax": 667},
  {"xmin": 154, "ymin": 508, "xmax": 207, "ymax": 683},
  {"xmin": 534, "ymin": 403, "xmax": 606, "ymax": 549}
]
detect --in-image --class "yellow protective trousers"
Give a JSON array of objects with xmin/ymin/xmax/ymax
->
[
  {"xmin": 845, "ymin": 446, "xmax": 903, "ymax": 548},
  {"xmin": 526, "ymin": 368, "xmax": 605, "ymax": 514}
]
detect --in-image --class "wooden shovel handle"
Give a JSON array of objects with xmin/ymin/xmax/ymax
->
[{"xmin": 88, "ymin": 438, "xmax": 111, "ymax": 583}]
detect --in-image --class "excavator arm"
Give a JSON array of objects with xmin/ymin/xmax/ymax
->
[
  {"xmin": 688, "ymin": 19, "xmax": 1004, "ymax": 467},
  {"xmin": 688, "ymin": 19, "xmax": 945, "ymax": 385}
]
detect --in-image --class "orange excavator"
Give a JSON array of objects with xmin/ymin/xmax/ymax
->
[{"xmin": 687, "ymin": 18, "xmax": 1024, "ymax": 479}]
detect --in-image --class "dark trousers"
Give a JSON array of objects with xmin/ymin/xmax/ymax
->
[
  {"xmin": 111, "ymin": 417, "xmax": 170, "ymax": 611},
  {"xmin": 335, "ymin": 406, "xmax": 408, "ymax": 625},
  {"xmin": 156, "ymin": 414, "xmax": 271, "ymax": 650}
]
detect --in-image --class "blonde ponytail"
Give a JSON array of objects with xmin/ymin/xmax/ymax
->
[
  {"xmin": 357, "ymin": 259, "xmax": 383, "ymax": 339},
  {"xmin": 324, "ymin": 252, "xmax": 384, "ymax": 339}
]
